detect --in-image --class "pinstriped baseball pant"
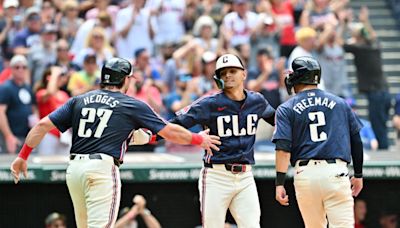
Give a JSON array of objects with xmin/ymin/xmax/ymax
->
[
  {"xmin": 66, "ymin": 154, "xmax": 121, "ymax": 228},
  {"xmin": 198, "ymin": 166, "xmax": 261, "ymax": 228},
  {"xmin": 294, "ymin": 159, "xmax": 354, "ymax": 228}
]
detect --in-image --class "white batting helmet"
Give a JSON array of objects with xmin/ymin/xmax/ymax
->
[{"xmin": 214, "ymin": 54, "xmax": 245, "ymax": 89}]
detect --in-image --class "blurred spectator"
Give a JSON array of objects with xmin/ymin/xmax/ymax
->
[
  {"xmin": 300, "ymin": 0, "xmax": 338, "ymax": 32},
  {"xmin": 52, "ymin": 38, "xmax": 79, "ymax": 73},
  {"xmin": 270, "ymin": 0, "xmax": 297, "ymax": 58},
  {"xmin": 134, "ymin": 48, "xmax": 164, "ymax": 92},
  {"xmin": 68, "ymin": 54, "xmax": 100, "ymax": 96},
  {"xmin": 354, "ymin": 199, "xmax": 367, "ymax": 228},
  {"xmin": 287, "ymin": 26, "xmax": 317, "ymax": 69},
  {"xmin": 393, "ymin": 94, "xmax": 400, "ymax": 138},
  {"xmin": 149, "ymin": 0, "xmax": 186, "ymax": 46},
  {"xmin": 172, "ymin": 38, "xmax": 203, "ymax": 79},
  {"xmin": 45, "ymin": 212, "xmax": 67, "ymax": 228},
  {"xmin": 85, "ymin": 0, "xmax": 119, "ymax": 23},
  {"xmin": 251, "ymin": 11, "xmax": 279, "ymax": 62},
  {"xmin": 221, "ymin": 0, "xmax": 258, "ymax": 48},
  {"xmin": 12, "ymin": 7, "xmax": 43, "ymax": 55},
  {"xmin": 317, "ymin": 19, "xmax": 349, "ymax": 98},
  {"xmin": 27, "ymin": 24, "xmax": 58, "ymax": 86},
  {"xmin": 73, "ymin": 26, "xmax": 114, "ymax": 69},
  {"xmin": 0, "ymin": 0, "xmax": 23, "ymax": 70},
  {"xmin": 70, "ymin": 11, "xmax": 114, "ymax": 56},
  {"xmin": 0, "ymin": 55, "xmax": 37, "ymax": 154},
  {"xmin": 192, "ymin": 15, "xmax": 219, "ymax": 53},
  {"xmin": 35, "ymin": 67, "xmax": 71, "ymax": 155},
  {"xmin": 247, "ymin": 48, "xmax": 284, "ymax": 109},
  {"xmin": 196, "ymin": 0, "xmax": 229, "ymax": 26},
  {"xmin": 343, "ymin": 6, "xmax": 391, "ymax": 149},
  {"xmin": 115, "ymin": 0, "xmax": 154, "ymax": 60},
  {"xmin": 193, "ymin": 51, "xmax": 218, "ymax": 95},
  {"xmin": 115, "ymin": 195, "xmax": 161, "ymax": 228},
  {"xmin": 41, "ymin": 1, "xmax": 57, "ymax": 24},
  {"xmin": 379, "ymin": 211, "xmax": 398, "ymax": 228},
  {"xmin": 58, "ymin": 0, "xmax": 84, "ymax": 46},
  {"xmin": 158, "ymin": 42, "xmax": 178, "ymax": 92}
]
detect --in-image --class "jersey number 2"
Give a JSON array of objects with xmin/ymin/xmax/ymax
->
[
  {"xmin": 308, "ymin": 111, "xmax": 327, "ymax": 142},
  {"xmin": 78, "ymin": 108, "xmax": 113, "ymax": 138}
]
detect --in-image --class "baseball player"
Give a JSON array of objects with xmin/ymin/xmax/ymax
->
[
  {"xmin": 171, "ymin": 54, "xmax": 275, "ymax": 227},
  {"xmin": 10, "ymin": 57, "xmax": 220, "ymax": 228},
  {"xmin": 272, "ymin": 56, "xmax": 364, "ymax": 227}
]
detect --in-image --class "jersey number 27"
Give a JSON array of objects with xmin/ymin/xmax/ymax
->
[
  {"xmin": 78, "ymin": 108, "xmax": 113, "ymax": 138},
  {"xmin": 308, "ymin": 111, "xmax": 327, "ymax": 142}
]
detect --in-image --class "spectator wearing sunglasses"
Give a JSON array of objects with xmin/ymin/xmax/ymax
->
[{"xmin": 0, "ymin": 55, "xmax": 38, "ymax": 154}]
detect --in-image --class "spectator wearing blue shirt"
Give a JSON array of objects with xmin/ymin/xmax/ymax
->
[{"xmin": 0, "ymin": 55, "xmax": 37, "ymax": 154}]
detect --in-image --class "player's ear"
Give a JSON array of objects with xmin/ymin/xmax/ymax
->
[{"xmin": 242, "ymin": 69, "xmax": 247, "ymax": 81}]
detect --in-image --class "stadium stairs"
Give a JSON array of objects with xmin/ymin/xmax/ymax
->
[{"xmin": 347, "ymin": 0, "xmax": 400, "ymax": 147}]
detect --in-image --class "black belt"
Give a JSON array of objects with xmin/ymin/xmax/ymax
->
[
  {"xmin": 204, "ymin": 162, "xmax": 248, "ymax": 173},
  {"xmin": 70, "ymin": 154, "xmax": 121, "ymax": 167},
  {"xmin": 298, "ymin": 159, "xmax": 337, "ymax": 167}
]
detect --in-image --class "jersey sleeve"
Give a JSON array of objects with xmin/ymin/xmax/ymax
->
[
  {"xmin": 133, "ymin": 101, "xmax": 168, "ymax": 134},
  {"xmin": 174, "ymin": 96, "xmax": 210, "ymax": 128},
  {"xmin": 260, "ymin": 97, "xmax": 276, "ymax": 120},
  {"xmin": 48, "ymin": 97, "xmax": 75, "ymax": 132},
  {"xmin": 272, "ymin": 106, "xmax": 293, "ymax": 143}
]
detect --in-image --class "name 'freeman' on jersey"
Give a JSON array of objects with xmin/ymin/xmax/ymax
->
[
  {"xmin": 293, "ymin": 96, "xmax": 336, "ymax": 115},
  {"xmin": 83, "ymin": 94, "xmax": 120, "ymax": 108}
]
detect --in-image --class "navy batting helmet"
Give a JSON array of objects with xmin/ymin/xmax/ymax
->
[
  {"xmin": 213, "ymin": 54, "xmax": 245, "ymax": 89},
  {"xmin": 285, "ymin": 56, "xmax": 321, "ymax": 95},
  {"xmin": 101, "ymin": 57, "xmax": 132, "ymax": 86}
]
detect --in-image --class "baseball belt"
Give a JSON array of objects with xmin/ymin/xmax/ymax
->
[
  {"xmin": 70, "ymin": 153, "xmax": 121, "ymax": 167},
  {"xmin": 204, "ymin": 162, "xmax": 250, "ymax": 173},
  {"xmin": 298, "ymin": 159, "xmax": 337, "ymax": 167}
]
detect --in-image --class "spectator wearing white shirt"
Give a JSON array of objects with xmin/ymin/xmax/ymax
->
[
  {"xmin": 192, "ymin": 15, "xmax": 219, "ymax": 53},
  {"xmin": 115, "ymin": 0, "xmax": 154, "ymax": 60},
  {"xmin": 150, "ymin": 0, "xmax": 186, "ymax": 46},
  {"xmin": 221, "ymin": 0, "xmax": 259, "ymax": 48}
]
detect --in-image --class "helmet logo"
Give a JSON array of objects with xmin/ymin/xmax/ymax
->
[
  {"xmin": 314, "ymin": 75, "xmax": 318, "ymax": 82},
  {"xmin": 105, "ymin": 74, "xmax": 110, "ymax": 80},
  {"xmin": 222, "ymin": 56, "xmax": 229, "ymax": 63}
]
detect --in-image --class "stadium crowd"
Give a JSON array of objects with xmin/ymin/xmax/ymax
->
[{"xmin": 0, "ymin": 0, "xmax": 393, "ymax": 155}]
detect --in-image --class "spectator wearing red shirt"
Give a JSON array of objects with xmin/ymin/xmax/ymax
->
[
  {"xmin": 270, "ymin": 0, "xmax": 297, "ymax": 58},
  {"xmin": 35, "ymin": 66, "xmax": 71, "ymax": 155}
]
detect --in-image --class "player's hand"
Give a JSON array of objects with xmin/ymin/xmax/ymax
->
[
  {"xmin": 351, "ymin": 177, "xmax": 363, "ymax": 197},
  {"xmin": 275, "ymin": 185, "xmax": 289, "ymax": 206},
  {"xmin": 10, "ymin": 157, "xmax": 28, "ymax": 184},
  {"xmin": 198, "ymin": 129, "xmax": 221, "ymax": 156},
  {"xmin": 129, "ymin": 129, "xmax": 152, "ymax": 145}
]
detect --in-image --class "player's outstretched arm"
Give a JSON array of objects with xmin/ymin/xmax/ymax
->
[
  {"xmin": 275, "ymin": 149, "xmax": 291, "ymax": 206},
  {"xmin": 158, "ymin": 123, "xmax": 220, "ymax": 155},
  {"xmin": 10, "ymin": 116, "xmax": 55, "ymax": 184}
]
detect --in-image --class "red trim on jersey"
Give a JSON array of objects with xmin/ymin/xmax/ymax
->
[
  {"xmin": 176, "ymin": 91, "xmax": 223, "ymax": 116},
  {"xmin": 119, "ymin": 137, "xmax": 128, "ymax": 161},
  {"xmin": 201, "ymin": 168, "xmax": 208, "ymax": 226},
  {"xmin": 106, "ymin": 165, "xmax": 118, "ymax": 228},
  {"xmin": 141, "ymin": 100, "xmax": 169, "ymax": 124}
]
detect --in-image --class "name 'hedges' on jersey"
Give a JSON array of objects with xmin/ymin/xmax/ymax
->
[
  {"xmin": 272, "ymin": 89, "xmax": 362, "ymax": 166},
  {"xmin": 173, "ymin": 90, "xmax": 275, "ymax": 164},
  {"xmin": 49, "ymin": 89, "xmax": 167, "ymax": 161}
]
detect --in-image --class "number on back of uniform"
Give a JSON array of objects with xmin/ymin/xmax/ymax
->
[
  {"xmin": 308, "ymin": 111, "xmax": 327, "ymax": 142},
  {"xmin": 78, "ymin": 108, "xmax": 113, "ymax": 138}
]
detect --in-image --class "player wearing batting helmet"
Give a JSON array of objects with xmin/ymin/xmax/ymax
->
[
  {"xmin": 272, "ymin": 56, "xmax": 364, "ymax": 227},
  {"xmin": 10, "ymin": 57, "xmax": 220, "ymax": 228},
  {"xmin": 165, "ymin": 54, "xmax": 275, "ymax": 227}
]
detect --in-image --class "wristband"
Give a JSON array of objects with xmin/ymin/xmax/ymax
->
[
  {"xmin": 149, "ymin": 134, "xmax": 157, "ymax": 144},
  {"xmin": 354, "ymin": 173, "xmax": 363, "ymax": 178},
  {"xmin": 275, "ymin": 172, "xmax": 286, "ymax": 186},
  {"xmin": 18, "ymin": 144, "xmax": 33, "ymax": 160},
  {"xmin": 190, "ymin": 133, "xmax": 203, "ymax": 146}
]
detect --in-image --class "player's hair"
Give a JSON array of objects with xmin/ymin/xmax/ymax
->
[{"xmin": 100, "ymin": 81, "xmax": 124, "ymax": 89}]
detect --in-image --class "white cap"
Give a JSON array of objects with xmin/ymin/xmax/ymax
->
[
  {"xmin": 10, "ymin": 54, "xmax": 28, "ymax": 67},
  {"xmin": 3, "ymin": 0, "xmax": 19, "ymax": 8},
  {"xmin": 202, "ymin": 51, "xmax": 217, "ymax": 64},
  {"xmin": 215, "ymin": 54, "xmax": 244, "ymax": 74}
]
